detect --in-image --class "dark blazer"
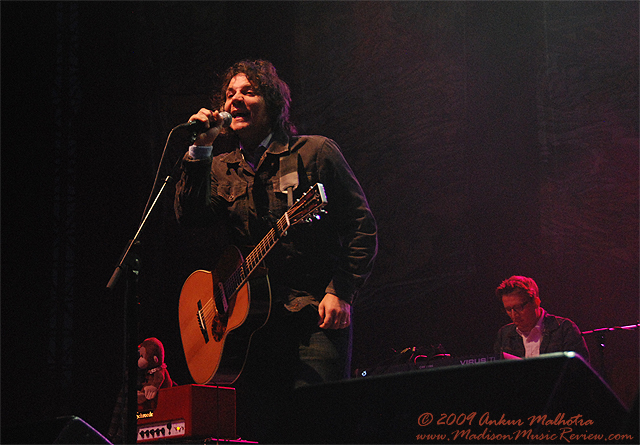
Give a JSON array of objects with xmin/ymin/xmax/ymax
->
[{"xmin": 494, "ymin": 312, "xmax": 590, "ymax": 362}]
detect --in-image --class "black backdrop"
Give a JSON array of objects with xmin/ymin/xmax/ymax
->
[{"xmin": 2, "ymin": 1, "xmax": 638, "ymax": 438}]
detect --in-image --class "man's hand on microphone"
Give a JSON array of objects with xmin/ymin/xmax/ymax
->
[{"xmin": 189, "ymin": 109, "xmax": 227, "ymax": 146}]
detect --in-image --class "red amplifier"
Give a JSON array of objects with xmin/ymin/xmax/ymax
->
[{"xmin": 137, "ymin": 384, "xmax": 236, "ymax": 442}]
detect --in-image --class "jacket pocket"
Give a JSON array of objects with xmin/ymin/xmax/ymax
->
[{"xmin": 217, "ymin": 182, "xmax": 247, "ymax": 203}]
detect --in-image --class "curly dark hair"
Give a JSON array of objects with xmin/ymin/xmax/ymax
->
[{"xmin": 213, "ymin": 59, "xmax": 297, "ymax": 137}]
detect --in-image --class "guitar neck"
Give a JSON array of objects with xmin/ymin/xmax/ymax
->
[
  {"xmin": 217, "ymin": 183, "xmax": 326, "ymax": 306},
  {"xmin": 225, "ymin": 212, "xmax": 290, "ymax": 297}
]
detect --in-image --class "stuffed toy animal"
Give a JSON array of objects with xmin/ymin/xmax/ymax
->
[{"xmin": 137, "ymin": 337, "xmax": 173, "ymax": 411}]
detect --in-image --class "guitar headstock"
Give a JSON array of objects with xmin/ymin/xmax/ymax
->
[{"xmin": 286, "ymin": 183, "xmax": 328, "ymax": 226}]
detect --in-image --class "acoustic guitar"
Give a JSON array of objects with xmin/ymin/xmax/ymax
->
[{"xmin": 178, "ymin": 183, "xmax": 328, "ymax": 384}]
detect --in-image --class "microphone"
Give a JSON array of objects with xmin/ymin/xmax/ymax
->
[{"xmin": 180, "ymin": 111, "xmax": 232, "ymax": 133}]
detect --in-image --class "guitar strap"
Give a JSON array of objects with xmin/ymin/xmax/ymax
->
[{"xmin": 278, "ymin": 150, "xmax": 299, "ymax": 208}]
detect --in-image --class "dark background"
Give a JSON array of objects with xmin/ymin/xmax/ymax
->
[{"xmin": 2, "ymin": 1, "xmax": 638, "ymax": 439}]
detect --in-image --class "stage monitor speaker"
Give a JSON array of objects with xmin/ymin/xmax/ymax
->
[
  {"xmin": 281, "ymin": 352, "xmax": 632, "ymax": 444},
  {"xmin": 2, "ymin": 415, "xmax": 112, "ymax": 444}
]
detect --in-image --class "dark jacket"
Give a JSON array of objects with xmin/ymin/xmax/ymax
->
[
  {"xmin": 493, "ymin": 312, "xmax": 590, "ymax": 362},
  {"xmin": 174, "ymin": 132, "xmax": 378, "ymax": 307}
]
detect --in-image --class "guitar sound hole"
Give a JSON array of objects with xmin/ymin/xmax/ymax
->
[{"xmin": 212, "ymin": 314, "xmax": 227, "ymax": 342}]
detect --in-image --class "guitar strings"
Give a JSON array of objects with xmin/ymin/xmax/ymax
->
[
  {"xmin": 196, "ymin": 225, "xmax": 281, "ymax": 326},
  {"xmin": 198, "ymin": 196, "xmax": 304, "ymax": 327}
]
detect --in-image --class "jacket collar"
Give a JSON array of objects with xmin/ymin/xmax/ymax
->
[
  {"xmin": 266, "ymin": 132, "xmax": 291, "ymax": 155},
  {"xmin": 220, "ymin": 132, "xmax": 292, "ymax": 165},
  {"xmin": 541, "ymin": 312, "xmax": 561, "ymax": 333},
  {"xmin": 507, "ymin": 310, "xmax": 558, "ymax": 338}
]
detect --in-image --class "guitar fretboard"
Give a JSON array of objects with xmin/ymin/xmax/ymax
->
[{"xmin": 217, "ymin": 213, "xmax": 290, "ymax": 312}]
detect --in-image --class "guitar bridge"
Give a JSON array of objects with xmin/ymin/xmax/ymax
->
[{"xmin": 197, "ymin": 300, "xmax": 209, "ymax": 343}]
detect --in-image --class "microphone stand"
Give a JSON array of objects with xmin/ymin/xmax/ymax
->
[
  {"xmin": 105, "ymin": 123, "xmax": 196, "ymax": 444},
  {"xmin": 582, "ymin": 323, "xmax": 640, "ymax": 382},
  {"xmin": 106, "ymin": 175, "xmax": 174, "ymax": 444}
]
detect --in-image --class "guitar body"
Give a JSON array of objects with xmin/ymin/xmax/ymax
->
[{"xmin": 179, "ymin": 245, "xmax": 271, "ymax": 385}]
